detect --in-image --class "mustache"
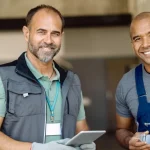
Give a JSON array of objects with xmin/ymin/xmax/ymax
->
[
  {"xmin": 142, "ymin": 46, "xmax": 150, "ymax": 50},
  {"xmin": 39, "ymin": 43, "xmax": 57, "ymax": 49}
]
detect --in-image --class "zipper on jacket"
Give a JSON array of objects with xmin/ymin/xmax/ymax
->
[
  {"xmin": 43, "ymin": 90, "xmax": 47, "ymax": 143},
  {"xmin": 66, "ymin": 97, "xmax": 69, "ymax": 114}
]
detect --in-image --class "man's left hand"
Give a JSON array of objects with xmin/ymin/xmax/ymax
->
[{"xmin": 80, "ymin": 142, "xmax": 96, "ymax": 150}]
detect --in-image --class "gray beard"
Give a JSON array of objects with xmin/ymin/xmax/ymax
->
[
  {"xmin": 38, "ymin": 48, "xmax": 60, "ymax": 63},
  {"xmin": 28, "ymin": 43, "xmax": 60, "ymax": 63}
]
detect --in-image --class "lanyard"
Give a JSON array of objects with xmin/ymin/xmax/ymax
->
[
  {"xmin": 46, "ymin": 81, "xmax": 60, "ymax": 122},
  {"xmin": 39, "ymin": 80, "xmax": 60, "ymax": 122}
]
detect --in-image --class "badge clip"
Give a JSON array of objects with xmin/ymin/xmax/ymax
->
[{"xmin": 23, "ymin": 93, "xmax": 29, "ymax": 98}]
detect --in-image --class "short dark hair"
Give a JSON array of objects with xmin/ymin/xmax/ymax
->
[{"xmin": 25, "ymin": 4, "xmax": 65, "ymax": 31}]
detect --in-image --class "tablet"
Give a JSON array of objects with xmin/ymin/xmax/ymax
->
[{"xmin": 65, "ymin": 130, "xmax": 106, "ymax": 146}]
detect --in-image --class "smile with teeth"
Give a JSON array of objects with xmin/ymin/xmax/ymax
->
[{"xmin": 144, "ymin": 51, "xmax": 150, "ymax": 55}]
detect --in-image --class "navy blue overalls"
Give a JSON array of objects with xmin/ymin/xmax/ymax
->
[{"xmin": 135, "ymin": 64, "xmax": 150, "ymax": 132}]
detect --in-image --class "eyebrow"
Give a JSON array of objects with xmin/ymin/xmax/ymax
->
[
  {"xmin": 36, "ymin": 29, "xmax": 61, "ymax": 34},
  {"xmin": 37, "ymin": 28, "xmax": 47, "ymax": 32},
  {"xmin": 51, "ymin": 30, "xmax": 61, "ymax": 34}
]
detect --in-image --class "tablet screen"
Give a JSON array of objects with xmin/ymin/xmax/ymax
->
[{"xmin": 66, "ymin": 130, "xmax": 106, "ymax": 146}]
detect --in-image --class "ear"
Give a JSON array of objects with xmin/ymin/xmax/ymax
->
[{"xmin": 22, "ymin": 26, "xmax": 29, "ymax": 42}]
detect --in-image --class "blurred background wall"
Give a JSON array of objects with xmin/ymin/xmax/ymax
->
[{"xmin": 0, "ymin": 0, "xmax": 150, "ymax": 149}]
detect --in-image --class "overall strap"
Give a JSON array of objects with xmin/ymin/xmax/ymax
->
[
  {"xmin": 135, "ymin": 65, "xmax": 150, "ymax": 133},
  {"xmin": 135, "ymin": 64, "xmax": 146, "ymax": 102}
]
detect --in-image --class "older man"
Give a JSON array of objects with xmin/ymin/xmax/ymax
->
[{"xmin": 0, "ymin": 4, "xmax": 95, "ymax": 150}]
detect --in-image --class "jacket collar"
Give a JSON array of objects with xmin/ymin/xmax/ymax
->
[{"xmin": 15, "ymin": 52, "xmax": 67, "ymax": 85}]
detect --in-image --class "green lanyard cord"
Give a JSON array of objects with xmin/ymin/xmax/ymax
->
[
  {"xmin": 45, "ymin": 81, "xmax": 60, "ymax": 118},
  {"xmin": 38, "ymin": 80, "xmax": 60, "ymax": 120}
]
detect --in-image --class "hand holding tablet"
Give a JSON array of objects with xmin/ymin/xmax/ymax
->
[{"xmin": 65, "ymin": 130, "xmax": 106, "ymax": 147}]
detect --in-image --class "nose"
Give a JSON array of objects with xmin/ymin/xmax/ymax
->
[
  {"xmin": 44, "ymin": 34, "xmax": 53, "ymax": 44},
  {"xmin": 142, "ymin": 37, "xmax": 150, "ymax": 48}
]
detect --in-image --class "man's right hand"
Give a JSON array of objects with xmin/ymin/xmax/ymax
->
[
  {"xmin": 129, "ymin": 131, "xmax": 150, "ymax": 150},
  {"xmin": 32, "ymin": 139, "xmax": 77, "ymax": 150}
]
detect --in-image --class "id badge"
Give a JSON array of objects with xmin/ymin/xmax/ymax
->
[{"xmin": 46, "ymin": 123, "xmax": 61, "ymax": 135}]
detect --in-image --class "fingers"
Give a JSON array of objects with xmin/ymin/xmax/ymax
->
[
  {"xmin": 129, "ymin": 132, "xmax": 150, "ymax": 150},
  {"xmin": 129, "ymin": 137, "xmax": 147, "ymax": 149},
  {"xmin": 144, "ymin": 131, "xmax": 149, "ymax": 135},
  {"xmin": 80, "ymin": 142, "xmax": 96, "ymax": 150},
  {"xmin": 134, "ymin": 131, "xmax": 149, "ymax": 138},
  {"xmin": 130, "ymin": 144, "xmax": 148, "ymax": 150},
  {"xmin": 56, "ymin": 138, "xmax": 70, "ymax": 145},
  {"xmin": 57, "ymin": 144, "xmax": 77, "ymax": 150}
]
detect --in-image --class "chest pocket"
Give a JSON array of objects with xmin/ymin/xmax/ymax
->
[
  {"xmin": 65, "ymin": 85, "xmax": 81, "ymax": 117},
  {"xmin": 7, "ymin": 79, "xmax": 42, "ymax": 117}
]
